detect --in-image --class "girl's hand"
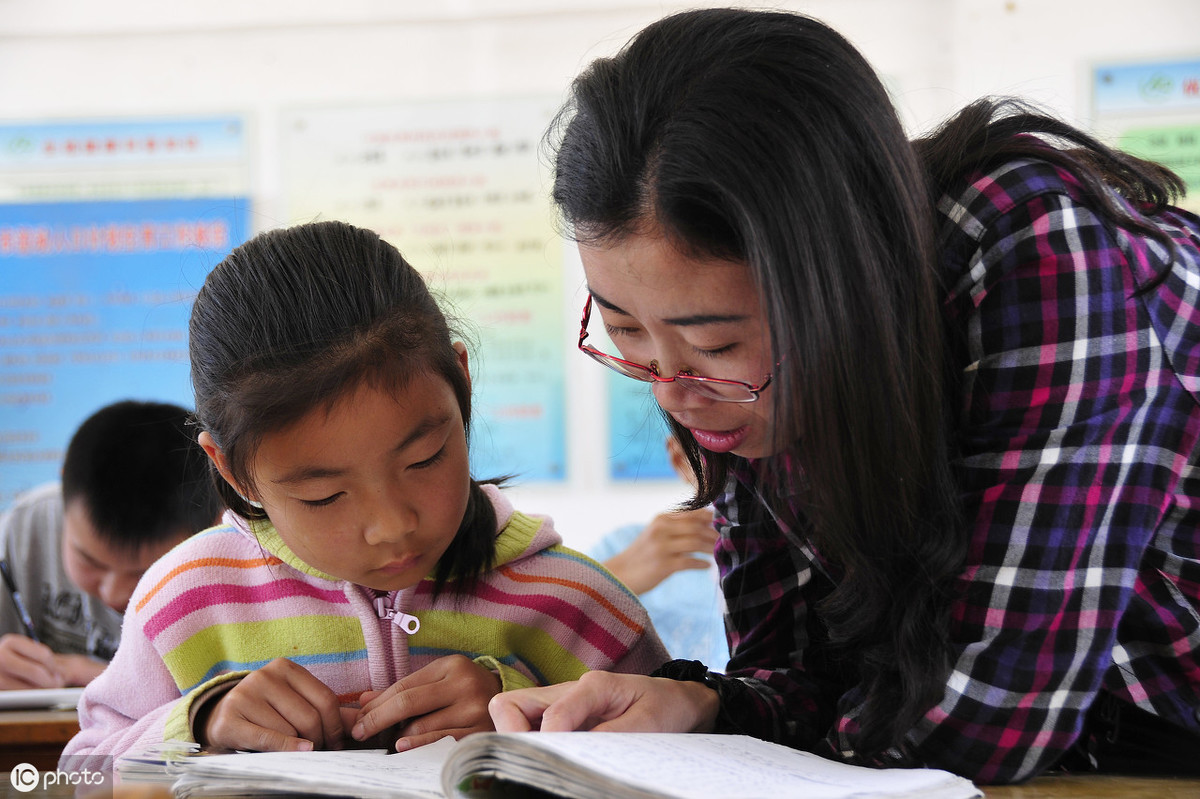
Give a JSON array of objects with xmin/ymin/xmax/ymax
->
[
  {"xmin": 488, "ymin": 671, "xmax": 719, "ymax": 734},
  {"xmin": 351, "ymin": 654, "xmax": 501, "ymax": 751},
  {"xmin": 199, "ymin": 658, "xmax": 346, "ymax": 752}
]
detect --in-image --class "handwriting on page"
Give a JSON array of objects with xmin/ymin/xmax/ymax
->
[{"xmin": 524, "ymin": 734, "xmax": 961, "ymax": 798}]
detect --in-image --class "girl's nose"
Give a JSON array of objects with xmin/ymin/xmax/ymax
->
[{"xmin": 363, "ymin": 490, "xmax": 417, "ymax": 545}]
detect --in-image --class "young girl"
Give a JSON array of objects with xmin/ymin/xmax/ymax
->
[
  {"xmin": 61, "ymin": 220, "xmax": 668, "ymax": 768},
  {"xmin": 489, "ymin": 7, "xmax": 1200, "ymax": 785}
]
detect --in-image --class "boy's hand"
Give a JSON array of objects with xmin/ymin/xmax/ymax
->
[
  {"xmin": 0, "ymin": 633, "xmax": 65, "ymax": 690},
  {"xmin": 351, "ymin": 654, "xmax": 501, "ymax": 751},
  {"xmin": 52, "ymin": 652, "xmax": 106, "ymax": 687},
  {"xmin": 199, "ymin": 658, "xmax": 346, "ymax": 752}
]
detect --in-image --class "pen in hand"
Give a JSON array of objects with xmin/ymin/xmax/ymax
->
[{"xmin": 0, "ymin": 559, "xmax": 39, "ymax": 642}]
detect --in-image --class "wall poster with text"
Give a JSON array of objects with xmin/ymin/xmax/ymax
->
[
  {"xmin": 280, "ymin": 97, "xmax": 566, "ymax": 483},
  {"xmin": 0, "ymin": 117, "xmax": 250, "ymax": 508},
  {"xmin": 1093, "ymin": 59, "xmax": 1200, "ymax": 214},
  {"xmin": 607, "ymin": 374, "xmax": 673, "ymax": 481}
]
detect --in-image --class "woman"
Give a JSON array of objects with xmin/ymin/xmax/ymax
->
[{"xmin": 488, "ymin": 7, "xmax": 1200, "ymax": 784}]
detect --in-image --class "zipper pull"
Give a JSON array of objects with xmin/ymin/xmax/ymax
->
[
  {"xmin": 392, "ymin": 612, "xmax": 420, "ymax": 635},
  {"xmin": 372, "ymin": 594, "xmax": 419, "ymax": 634}
]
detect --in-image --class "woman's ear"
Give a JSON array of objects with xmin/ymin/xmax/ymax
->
[
  {"xmin": 452, "ymin": 341, "xmax": 472, "ymax": 392},
  {"xmin": 198, "ymin": 431, "xmax": 253, "ymax": 501}
]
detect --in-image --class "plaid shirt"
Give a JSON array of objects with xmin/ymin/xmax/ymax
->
[{"xmin": 707, "ymin": 156, "xmax": 1200, "ymax": 783}]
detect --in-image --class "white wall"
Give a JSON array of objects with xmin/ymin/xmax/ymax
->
[{"xmin": 2, "ymin": 0, "xmax": 1197, "ymax": 549}]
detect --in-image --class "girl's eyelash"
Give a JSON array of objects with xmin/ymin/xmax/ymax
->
[
  {"xmin": 603, "ymin": 323, "xmax": 640, "ymax": 337},
  {"xmin": 297, "ymin": 445, "xmax": 447, "ymax": 507},
  {"xmin": 301, "ymin": 493, "xmax": 343, "ymax": 508},
  {"xmin": 411, "ymin": 447, "xmax": 447, "ymax": 470}
]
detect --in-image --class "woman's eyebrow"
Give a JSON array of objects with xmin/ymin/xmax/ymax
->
[
  {"xmin": 589, "ymin": 290, "xmax": 630, "ymax": 315},
  {"xmin": 663, "ymin": 311, "xmax": 750, "ymax": 327},
  {"xmin": 590, "ymin": 289, "xmax": 748, "ymax": 327}
]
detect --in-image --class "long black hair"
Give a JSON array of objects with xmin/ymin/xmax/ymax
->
[
  {"xmin": 549, "ymin": 6, "xmax": 1187, "ymax": 760},
  {"xmin": 548, "ymin": 7, "xmax": 961, "ymax": 758},
  {"xmin": 913, "ymin": 96, "xmax": 1185, "ymax": 276},
  {"xmin": 189, "ymin": 220, "xmax": 496, "ymax": 592}
]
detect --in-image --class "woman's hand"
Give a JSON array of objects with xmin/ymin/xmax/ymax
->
[
  {"xmin": 352, "ymin": 654, "xmax": 501, "ymax": 751},
  {"xmin": 198, "ymin": 658, "xmax": 346, "ymax": 752},
  {"xmin": 488, "ymin": 671, "xmax": 719, "ymax": 734}
]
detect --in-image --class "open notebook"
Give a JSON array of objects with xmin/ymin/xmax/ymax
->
[
  {"xmin": 0, "ymin": 686, "xmax": 83, "ymax": 710},
  {"xmin": 147, "ymin": 732, "xmax": 983, "ymax": 799}
]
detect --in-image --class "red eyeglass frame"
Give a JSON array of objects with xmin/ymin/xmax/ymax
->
[{"xmin": 577, "ymin": 293, "xmax": 772, "ymax": 402}]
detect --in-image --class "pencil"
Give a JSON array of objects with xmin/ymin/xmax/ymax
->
[{"xmin": 0, "ymin": 559, "xmax": 39, "ymax": 642}]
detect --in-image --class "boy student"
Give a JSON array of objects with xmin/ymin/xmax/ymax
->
[{"xmin": 0, "ymin": 400, "xmax": 222, "ymax": 689}]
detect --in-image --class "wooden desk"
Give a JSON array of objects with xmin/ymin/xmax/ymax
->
[
  {"xmin": 0, "ymin": 708, "xmax": 80, "ymax": 771},
  {"xmin": 984, "ymin": 773, "xmax": 1200, "ymax": 798}
]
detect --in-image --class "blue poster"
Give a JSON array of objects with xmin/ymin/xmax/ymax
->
[
  {"xmin": 1093, "ymin": 60, "xmax": 1200, "ymax": 115},
  {"xmin": 0, "ymin": 197, "xmax": 249, "ymax": 507},
  {"xmin": 607, "ymin": 372, "xmax": 673, "ymax": 481}
]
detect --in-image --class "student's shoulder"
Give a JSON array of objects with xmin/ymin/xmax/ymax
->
[
  {"xmin": 0, "ymin": 483, "xmax": 63, "ymax": 549},
  {"xmin": 2, "ymin": 482, "xmax": 62, "ymax": 523},
  {"xmin": 134, "ymin": 517, "xmax": 271, "ymax": 598},
  {"xmin": 490, "ymin": 496, "xmax": 636, "ymax": 595},
  {"xmin": 499, "ymin": 534, "xmax": 638, "ymax": 601},
  {"xmin": 939, "ymin": 152, "xmax": 1088, "ymax": 236},
  {"xmin": 587, "ymin": 523, "xmax": 642, "ymax": 562}
]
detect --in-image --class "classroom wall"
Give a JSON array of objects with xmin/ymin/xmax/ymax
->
[{"xmin": 2, "ymin": 0, "xmax": 1197, "ymax": 550}]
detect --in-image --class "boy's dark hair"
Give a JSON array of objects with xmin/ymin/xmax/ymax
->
[
  {"xmin": 189, "ymin": 220, "xmax": 497, "ymax": 593},
  {"xmin": 61, "ymin": 399, "xmax": 222, "ymax": 553}
]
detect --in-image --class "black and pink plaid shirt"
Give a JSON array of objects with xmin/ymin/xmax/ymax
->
[{"xmin": 708, "ymin": 155, "xmax": 1200, "ymax": 783}]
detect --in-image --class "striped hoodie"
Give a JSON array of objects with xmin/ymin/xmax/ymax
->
[{"xmin": 61, "ymin": 484, "xmax": 668, "ymax": 768}]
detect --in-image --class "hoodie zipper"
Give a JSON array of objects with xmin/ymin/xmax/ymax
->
[{"xmin": 373, "ymin": 592, "xmax": 421, "ymax": 634}]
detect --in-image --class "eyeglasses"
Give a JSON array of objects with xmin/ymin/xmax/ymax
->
[{"xmin": 577, "ymin": 294, "xmax": 772, "ymax": 403}]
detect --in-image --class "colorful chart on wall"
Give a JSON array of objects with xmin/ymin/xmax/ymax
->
[
  {"xmin": 0, "ymin": 117, "xmax": 251, "ymax": 508},
  {"xmin": 582, "ymin": 297, "xmax": 674, "ymax": 482},
  {"xmin": 607, "ymin": 373, "xmax": 673, "ymax": 480},
  {"xmin": 279, "ymin": 97, "xmax": 565, "ymax": 483},
  {"xmin": 1093, "ymin": 59, "xmax": 1200, "ymax": 214}
]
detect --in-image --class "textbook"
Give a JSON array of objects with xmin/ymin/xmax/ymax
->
[{"xmin": 161, "ymin": 732, "xmax": 983, "ymax": 799}]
